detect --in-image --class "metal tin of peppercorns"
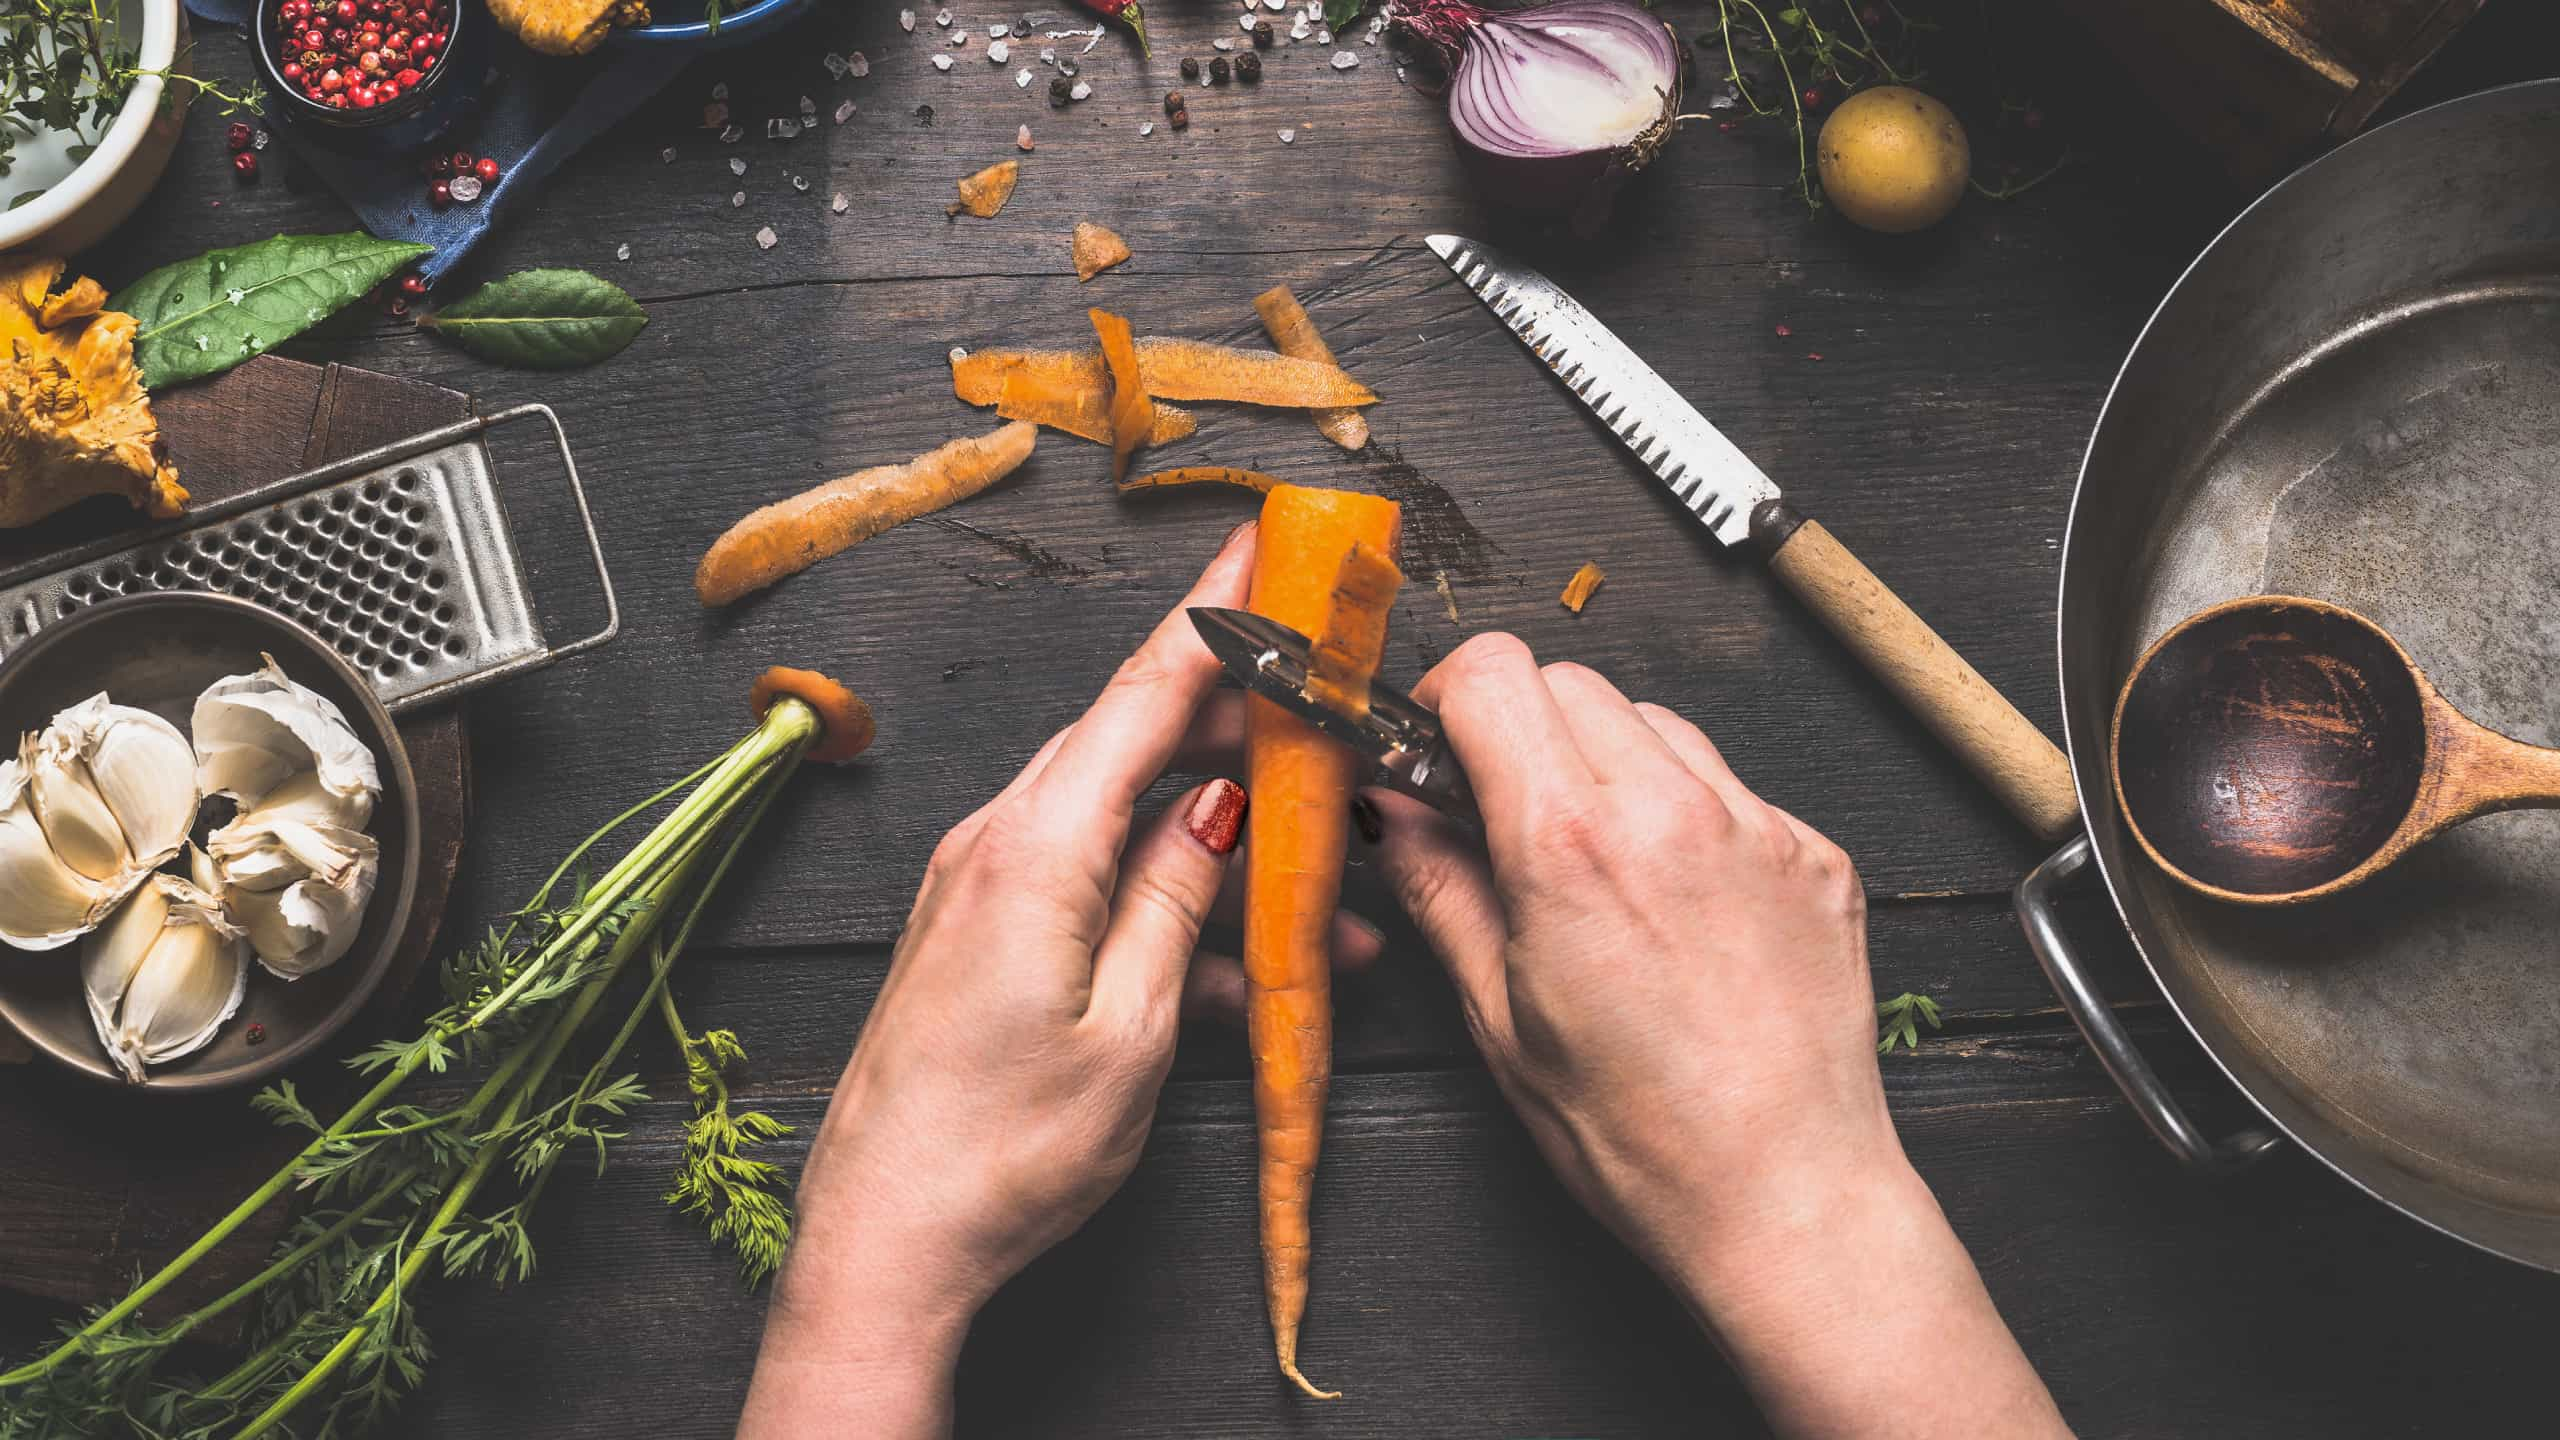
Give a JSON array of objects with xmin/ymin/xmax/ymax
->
[{"xmin": 254, "ymin": 0, "xmax": 489, "ymax": 153}]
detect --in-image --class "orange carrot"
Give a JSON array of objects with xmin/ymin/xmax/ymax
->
[
  {"xmin": 950, "ymin": 339, "xmax": 1376, "ymax": 410},
  {"xmin": 1244, "ymin": 482, "xmax": 1403, "ymax": 1400},
  {"xmin": 993, "ymin": 370, "xmax": 1197, "ymax": 447},
  {"xmin": 748, "ymin": 667, "xmax": 877, "ymax": 762},
  {"xmin": 694, "ymin": 420, "xmax": 1037, "ymax": 606},
  {"xmin": 1090, "ymin": 307, "xmax": 1153, "ymax": 483},
  {"xmin": 1253, "ymin": 285, "xmax": 1370, "ymax": 452},
  {"xmin": 1116, "ymin": 466, "xmax": 1280, "ymax": 495},
  {"xmin": 1305, "ymin": 542, "xmax": 1401, "ymax": 718},
  {"xmin": 1559, "ymin": 560, "xmax": 1606, "ymax": 613}
]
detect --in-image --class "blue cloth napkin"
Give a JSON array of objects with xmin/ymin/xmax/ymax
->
[{"xmin": 187, "ymin": 0, "xmax": 692, "ymax": 281}]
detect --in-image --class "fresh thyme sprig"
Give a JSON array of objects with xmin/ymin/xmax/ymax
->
[
  {"xmin": 0, "ymin": 696, "xmax": 826, "ymax": 1440},
  {"xmin": 1876, "ymin": 991, "xmax": 1944, "ymax": 1053},
  {"xmin": 2, "ymin": 0, "xmax": 264, "ymax": 203}
]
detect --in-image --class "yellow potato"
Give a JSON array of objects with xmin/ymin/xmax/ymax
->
[{"xmin": 1816, "ymin": 86, "xmax": 1970, "ymax": 234}]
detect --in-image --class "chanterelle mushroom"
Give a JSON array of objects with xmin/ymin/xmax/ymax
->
[
  {"xmin": 485, "ymin": 0, "xmax": 650, "ymax": 56},
  {"xmin": 0, "ymin": 257, "xmax": 186, "ymax": 530}
]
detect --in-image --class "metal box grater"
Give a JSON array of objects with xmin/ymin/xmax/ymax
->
[{"xmin": 0, "ymin": 404, "xmax": 617, "ymax": 712}]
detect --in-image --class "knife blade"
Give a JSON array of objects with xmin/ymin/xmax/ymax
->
[
  {"xmin": 1425, "ymin": 232, "xmax": 1777, "ymax": 547},
  {"xmin": 1187, "ymin": 606, "xmax": 1475, "ymax": 820},
  {"xmin": 1424, "ymin": 231, "xmax": 2080, "ymax": 841}
]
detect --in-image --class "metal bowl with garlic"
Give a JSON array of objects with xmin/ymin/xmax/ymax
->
[{"xmin": 0, "ymin": 593, "xmax": 417, "ymax": 1090}]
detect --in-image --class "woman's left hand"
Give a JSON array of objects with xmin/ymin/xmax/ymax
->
[{"xmin": 740, "ymin": 523, "xmax": 1377, "ymax": 1438}]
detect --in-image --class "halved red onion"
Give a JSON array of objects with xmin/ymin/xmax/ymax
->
[{"xmin": 1400, "ymin": 0, "xmax": 1682, "ymax": 228}]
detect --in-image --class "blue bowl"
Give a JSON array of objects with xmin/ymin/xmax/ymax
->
[{"xmin": 615, "ymin": 0, "xmax": 818, "ymax": 49}]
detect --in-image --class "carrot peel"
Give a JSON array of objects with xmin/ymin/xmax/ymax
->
[
  {"xmin": 750, "ymin": 667, "xmax": 876, "ymax": 763},
  {"xmin": 946, "ymin": 159, "xmax": 1019, "ymax": 218},
  {"xmin": 993, "ymin": 369, "xmax": 1196, "ymax": 447},
  {"xmin": 1243, "ymin": 483, "xmax": 1403, "ymax": 1402},
  {"xmin": 1254, "ymin": 285, "xmax": 1371, "ymax": 452},
  {"xmin": 1090, "ymin": 307, "xmax": 1153, "ymax": 483},
  {"xmin": 951, "ymin": 339, "xmax": 1375, "ymax": 410},
  {"xmin": 1560, "ymin": 560, "xmax": 1606, "ymax": 613},
  {"xmin": 1305, "ymin": 542, "xmax": 1403, "ymax": 719},
  {"xmin": 1117, "ymin": 467, "xmax": 1280, "ymax": 495}
]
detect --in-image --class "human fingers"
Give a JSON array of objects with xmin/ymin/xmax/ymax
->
[
  {"xmin": 1409, "ymin": 633, "xmax": 1593, "ymax": 827},
  {"xmin": 1179, "ymin": 913, "xmax": 1388, "ymax": 1025},
  {"xmin": 1362, "ymin": 788, "xmax": 1513, "ymax": 1050},
  {"xmin": 1633, "ymin": 701, "xmax": 1766, "ymax": 817},
  {"xmin": 1086, "ymin": 780, "xmax": 1249, "ymax": 1038},
  {"xmin": 1028, "ymin": 523, "xmax": 1258, "ymax": 833},
  {"xmin": 1538, "ymin": 662, "xmax": 1697, "ymax": 787}
]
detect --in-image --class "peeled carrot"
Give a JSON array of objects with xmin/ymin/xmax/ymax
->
[
  {"xmin": 950, "ymin": 339, "xmax": 1376, "ymax": 410},
  {"xmin": 694, "ymin": 420, "xmax": 1037, "ymax": 606},
  {"xmin": 1244, "ymin": 482, "xmax": 1403, "ymax": 1400},
  {"xmin": 1116, "ymin": 466, "xmax": 1280, "ymax": 495},
  {"xmin": 1090, "ymin": 307, "xmax": 1153, "ymax": 483},
  {"xmin": 1253, "ymin": 286, "xmax": 1371, "ymax": 452}
]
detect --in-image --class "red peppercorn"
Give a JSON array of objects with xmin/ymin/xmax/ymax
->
[
  {"xmin": 302, "ymin": 26, "xmax": 327, "ymax": 47},
  {"xmin": 226, "ymin": 120, "xmax": 254, "ymax": 150},
  {"xmin": 473, "ymin": 156, "xmax": 498, "ymax": 183},
  {"xmin": 429, "ymin": 179, "xmax": 452, "ymax": 206},
  {"xmin": 244, "ymin": 1021, "xmax": 267, "ymax": 1045},
  {"xmin": 1801, "ymin": 86, "xmax": 1825, "ymax": 108},
  {"xmin": 399, "ymin": 272, "xmax": 428, "ymax": 295},
  {"xmin": 233, "ymin": 151, "xmax": 260, "ymax": 179},
  {"xmin": 351, "ymin": 86, "xmax": 376, "ymax": 108},
  {"xmin": 320, "ymin": 68, "xmax": 344, "ymax": 91},
  {"xmin": 282, "ymin": 61, "xmax": 303, "ymax": 80},
  {"xmin": 333, "ymin": 0, "xmax": 357, "ymax": 19},
  {"xmin": 396, "ymin": 67, "xmax": 422, "ymax": 86},
  {"xmin": 451, "ymin": 149, "xmax": 473, "ymax": 172},
  {"xmin": 423, "ymin": 151, "xmax": 449, "ymax": 176},
  {"xmin": 387, "ymin": 295, "xmax": 409, "ymax": 316}
]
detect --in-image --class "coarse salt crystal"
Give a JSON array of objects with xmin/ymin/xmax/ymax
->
[
  {"xmin": 989, "ymin": 22, "xmax": 1007, "ymax": 35},
  {"xmin": 711, "ymin": 82, "xmax": 729, "ymax": 100},
  {"xmin": 899, "ymin": 8, "xmax": 915, "ymax": 30},
  {"xmin": 950, "ymin": 28, "xmax": 968, "ymax": 44},
  {"xmin": 1069, "ymin": 78, "xmax": 1091, "ymax": 99},
  {"xmin": 769, "ymin": 117, "xmax": 802, "ymax": 137},
  {"xmin": 447, "ymin": 174, "xmax": 482, "ymax": 201},
  {"xmin": 1266, "ymin": 0, "xmax": 1284, "ymax": 8},
  {"xmin": 1213, "ymin": 36, "xmax": 1233, "ymax": 49},
  {"xmin": 1138, "ymin": 120, "xmax": 1153, "ymax": 135},
  {"xmin": 1016, "ymin": 67, "xmax": 1033, "ymax": 87},
  {"xmin": 800, "ymin": 94, "xmax": 817, "ymax": 115},
  {"xmin": 848, "ymin": 51, "xmax": 870, "ymax": 75},
  {"xmin": 835, "ymin": 99, "xmax": 857, "ymax": 123},
  {"xmin": 1239, "ymin": 13, "xmax": 1256, "ymax": 28},
  {"xmin": 1277, "ymin": 128, "xmax": 1295, "ymax": 143},
  {"xmin": 824, "ymin": 52, "xmax": 849, "ymax": 77},
  {"xmin": 988, "ymin": 38, "xmax": 1010, "ymax": 61},
  {"xmin": 1331, "ymin": 50, "xmax": 1356, "ymax": 68},
  {"xmin": 1017, "ymin": 123, "xmax": 1034, "ymax": 148},
  {"xmin": 731, "ymin": 190, "xmax": 747, "ymax": 207},
  {"xmin": 934, "ymin": 7, "xmax": 951, "ymax": 23},
  {"xmin": 1316, "ymin": 27, "xmax": 1331, "ymax": 42},
  {"xmin": 660, "ymin": 146, "xmax": 676, "ymax": 163},
  {"xmin": 721, "ymin": 123, "xmax": 744, "ymax": 142},
  {"xmin": 1289, "ymin": 17, "xmax": 1309, "ymax": 38},
  {"xmin": 792, "ymin": 173, "xmax": 811, "ymax": 191},
  {"xmin": 755, "ymin": 226, "xmax": 778, "ymax": 250},
  {"xmin": 1040, "ymin": 45, "xmax": 1055, "ymax": 61},
  {"xmin": 615, "ymin": 242, "xmax": 631, "ymax": 260},
  {"xmin": 832, "ymin": 191, "xmax": 850, "ymax": 213},
  {"xmin": 932, "ymin": 52, "xmax": 953, "ymax": 69},
  {"xmin": 730, "ymin": 156, "xmax": 748, "ymax": 175}
]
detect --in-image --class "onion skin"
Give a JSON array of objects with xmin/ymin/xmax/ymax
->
[{"xmin": 1410, "ymin": 0, "xmax": 1683, "ymax": 232}]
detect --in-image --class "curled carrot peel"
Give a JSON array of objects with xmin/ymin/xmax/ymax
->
[
  {"xmin": 1072, "ymin": 221, "xmax": 1132, "ymax": 281},
  {"xmin": 994, "ymin": 371, "xmax": 1195, "ymax": 447},
  {"xmin": 1253, "ymin": 285, "xmax": 1371, "ymax": 452},
  {"xmin": 1116, "ymin": 467, "xmax": 1280, "ymax": 495},
  {"xmin": 1305, "ymin": 541, "xmax": 1403, "ymax": 719},
  {"xmin": 951, "ymin": 339, "xmax": 1376, "ymax": 411},
  {"xmin": 1244, "ymin": 483, "xmax": 1403, "ymax": 1402},
  {"xmin": 1090, "ymin": 306, "xmax": 1153, "ymax": 483},
  {"xmin": 750, "ymin": 667, "xmax": 876, "ymax": 763},
  {"xmin": 694, "ymin": 420, "xmax": 1038, "ymax": 606},
  {"xmin": 1560, "ymin": 560, "xmax": 1606, "ymax": 613}
]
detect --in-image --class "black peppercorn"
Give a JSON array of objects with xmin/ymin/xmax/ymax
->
[
  {"xmin": 1250, "ymin": 19, "xmax": 1272, "ymax": 47},
  {"xmin": 1236, "ymin": 50, "xmax": 1262, "ymax": 80},
  {"xmin": 1168, "ymin": 108, "xmax": 1189, "ymax": 130},
  {"xmin": 1048, "ymin": 76, "xmax": 1072, "ymax": 107},
  {"xmin": 1179, "ymin": 55, "xmax": 1199, "ymax": 79},
  {"xmin": 1164, "ymin": 89, "xmax": 1186, "ymax": 115},
  {"xmin": 1208, "ymin": 55, "xmax": 1230, "ymax": 82}
]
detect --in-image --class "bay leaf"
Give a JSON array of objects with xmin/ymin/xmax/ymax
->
[
  {"xmin": 114, "ymin": 231, "xmax": 432, "ymax": 389},
  {"xmin": 419, "ymin": 268, "xmax": 649, "ymax": 369}
]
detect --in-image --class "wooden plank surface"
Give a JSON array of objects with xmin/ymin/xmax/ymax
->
[{"xmin": 8, "ymin": 1, "xmax": 2558, "ymax": 1435}]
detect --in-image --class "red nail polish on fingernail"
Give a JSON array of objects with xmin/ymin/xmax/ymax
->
[{"xmin": 1186, "ymin": 779, "xmax": 1248, "ymax": 855}]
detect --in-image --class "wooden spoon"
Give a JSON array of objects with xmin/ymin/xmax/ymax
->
[{"xmin": 2111, "ymin": 595, "xmax": 2560, "ymax": 905}]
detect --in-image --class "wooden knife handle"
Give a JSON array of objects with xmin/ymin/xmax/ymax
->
[{"xmin": 1751, "ymin": 500, "xmax": 2079, "ymax": 842}]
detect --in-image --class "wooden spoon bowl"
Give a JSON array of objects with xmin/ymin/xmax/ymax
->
[{"xmin": 2112, "ymin": 595, "xmax": 2560, "ymax": 905}]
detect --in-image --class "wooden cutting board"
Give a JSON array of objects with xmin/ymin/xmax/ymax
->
[{"xmin": 0, "ymin": 356, "xmax": 474, "ymax": 1319}]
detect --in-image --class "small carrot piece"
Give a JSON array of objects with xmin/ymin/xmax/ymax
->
[
  {"xmin": 1245, "ymin": 483, "xmax": 1403, "ymax": 1402},
  {"xmin": 1090, "ymin": 307, "xmax": 1153, "ymax": 483},
  {"xmin": 694, "ymin": 420, "xmax": 1038, "ymax": 606},
  {"xmin": 749, "ymin": 667, "xmax": 877, "ymax": 762},
  {"xmin": 1071, "ymin": 221, "xmax": 1132, "ymax": 281},
  {"xmin": 1305, "ymin": 542, "xmax": 1403, "ymax": 718},
  {"xmin": 946, "ymin": 159, "xmax": 1020, "ymax": 218},
  {"xmin": 950, "ymin": 340, "xmax": 1375, "ymax": 410},
  {"xmin": 993, "ymin": 369, "xmax": 1196, "ymax": 447},
  {"xmin": 1117, "ymin": 467, "xmax": 1281, "ymax": 495},
  {"xmin": 1253, "ymin": 285, "xmax": 1370, "ymax": 452},
  {"xmin": 1559, "ymin": 561, "xmax": 1606, "ymax": 613}
]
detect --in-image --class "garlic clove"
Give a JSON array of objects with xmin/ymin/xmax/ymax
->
[
  {"xmin": 66, "ymin": 694, "xmax": 198, "ymax": 872},
  {"xmin": 210, "ymin": 812, "xmax": 369, "ymax": 893},
  {"xmin": 0, "ymin": 758, "xmax": 118, "ymax": 950},
  {"xmin": 192, "ymin": 657, "xmax": 380, "ymax": 812},
  {"xmin": 224, "ymin": 767, "xmax": 372, "ymax": 837},
  {"xmin": 82, "ymin": 871, "xmax": 247, "ymax": 1083},
  {"xmin": 22, "ymin": 729, "xmax": 130, "ymax": 882},
  {"xmin": 227, "ymin": 831, "xmax": 375, "ymax": 980}
]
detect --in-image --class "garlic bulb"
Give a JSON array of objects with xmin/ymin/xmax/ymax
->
[
  {"xmin": 82, "ymin": 868, "xmax": 248, "ymax": 1082},
  {"xmin": 0, "ymin": 695, "xmax": 196, "ymax": 951},
  {"xmin": 210, "ymin": 809, "xmax": 379, "ymax": 979},
  {"xmin": 192, "ymin": 658, "xmax": 380, "ymax": 818}
]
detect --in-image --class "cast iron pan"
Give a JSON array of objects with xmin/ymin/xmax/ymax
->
[{"xmin": 0, "ymin": 592, "xmax": 420, "ymax": 1090}]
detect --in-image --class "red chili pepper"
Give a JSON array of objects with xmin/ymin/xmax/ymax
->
[{"xmin": 1073, "ymin": 0, "xmax": 1147, "ymax": 55}]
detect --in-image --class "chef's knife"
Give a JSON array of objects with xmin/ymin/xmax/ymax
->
[
  {"xmin": 1425, "ymin": 232, "xmax": 2077, "ymax": 841},
  {"xmin": 1187, "ymin": 606, "xmax": 1476, "ymax": 821}
]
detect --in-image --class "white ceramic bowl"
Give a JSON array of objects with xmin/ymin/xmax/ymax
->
[{"xmin": 0, "ymin": 0, "xmax": 191, "ymax": 257}]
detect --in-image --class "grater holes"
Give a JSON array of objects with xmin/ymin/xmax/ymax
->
[{"xmin": 393, "ymin": 469, "xmax": 420, "ymax": 494}]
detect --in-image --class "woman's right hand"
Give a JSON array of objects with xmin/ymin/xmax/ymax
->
[{"xmin": 1369, "ymin": 633, "xmax": 2069, "ymax": 1439}]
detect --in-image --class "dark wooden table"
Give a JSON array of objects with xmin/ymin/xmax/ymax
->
[{"xmin": 10, "ymin": 3, "xmax": 2560, "ymax": 1435}]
